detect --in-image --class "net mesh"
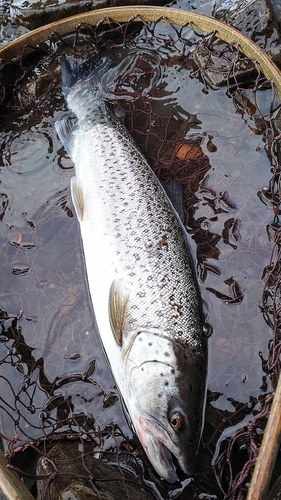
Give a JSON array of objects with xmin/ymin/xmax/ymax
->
[{"xmin": 0, "ymin": 15, "xmax": 281, "ymax": 500}]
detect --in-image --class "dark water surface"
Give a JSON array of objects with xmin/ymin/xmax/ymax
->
[{"xmin": 0, "ymin": 19, "xmax": 279, "ymax": 499}]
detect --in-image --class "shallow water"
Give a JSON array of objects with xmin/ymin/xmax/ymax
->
[{"xmin": 0, "ymin": 19, "xmax": 279, "ymax": 499}]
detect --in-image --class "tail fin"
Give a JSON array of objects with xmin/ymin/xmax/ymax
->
[
  {"xmin": 60, "ymin": 53, "xmax": 109, "ymax": 96},
  {"xmin": 61, "ymin": 54, "xmax": 81, "ymax": 95}
]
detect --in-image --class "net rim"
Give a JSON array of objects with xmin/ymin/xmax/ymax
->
[{"xmin": 0, "ymin": 6, "xmax": 281, "ymax": 97}]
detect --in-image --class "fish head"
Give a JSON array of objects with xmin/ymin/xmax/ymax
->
[{"xmin": 126, "ymin": 336, "xmax": 207, "ymax": 483}]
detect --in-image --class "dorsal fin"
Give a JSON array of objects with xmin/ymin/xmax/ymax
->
[
  {"xmin": 70, "ymin": 176, "xmax": 85, "ymax": 221},
  {"xmin": 109, "ymin": 279, "xmax": 130, "ymax": 346}
]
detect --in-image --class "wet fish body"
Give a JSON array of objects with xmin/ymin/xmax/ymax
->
[{"xmin": 55, "ymin": 56, "xmax": 207, "ymax": 483}]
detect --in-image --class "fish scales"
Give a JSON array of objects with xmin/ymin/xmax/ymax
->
[
  {"xmin": 70, "ymin": 93, "xmax": 203, "ymax": 351},
  {"xmin": 56, "ymin": 62, "xmax": 208, "ymax": 484}
]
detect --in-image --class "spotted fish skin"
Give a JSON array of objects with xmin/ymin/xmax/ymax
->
[{"xmin": 55, "ymin": 59, "xmax": 208, "ymax": 484}]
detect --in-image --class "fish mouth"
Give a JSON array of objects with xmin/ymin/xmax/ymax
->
[
  {"xmin": 138, "ymin": 426, "xmax": 178, "ymax": 483},
  {"xmin": 136, "ymin": 415, "xmax": 190, "ymax": 483}
]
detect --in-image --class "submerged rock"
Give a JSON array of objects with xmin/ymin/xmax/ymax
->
[
  {"xmin": 268, "ymin": 0, "xmax": 281, "ymax": 30},
  {"xmin": 37, "ymin": 442, "xmax": 156, "ymax": 500},
  {"xmin": 192, "ymin": 0, "xmax": 281, "ymax": 89},
  {"xmin": 193, "ymin": 41, "xmax": 257, "ymax": 89},
  {"xmin": 0, "ymin": 0, "xmax": 29, "ymax": 48},
  {"xmin": 213, "ymin": 0, "xmax": 281, "ymax": 65},
  {"xmin": 10, "ymin": 0, "xmax": 166, "ymax": 31}
]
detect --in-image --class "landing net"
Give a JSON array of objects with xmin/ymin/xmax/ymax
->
[{"xmin": 0, "ymin": 15, "xmax": 281, "ymax": 500}]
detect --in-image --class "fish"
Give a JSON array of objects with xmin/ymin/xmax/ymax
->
[{"xmin": 55, "ymin": 54, "xmax": 208, "ymax": 484}]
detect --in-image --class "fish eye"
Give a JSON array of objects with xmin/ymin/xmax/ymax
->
[{"xmin": 169, "ymin": 411, "xmax": 186, "ymax": 432}]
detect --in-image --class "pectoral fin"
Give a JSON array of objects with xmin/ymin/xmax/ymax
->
[
  {"xmin": 70, "ymin": 176, "xmax": 85, "ymax": 221},
  {"xmin": 109, "ymin": 279, "xmax": 129, "ymax": 346}
]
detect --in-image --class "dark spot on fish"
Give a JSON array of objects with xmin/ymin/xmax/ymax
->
[
  {"xmin": 158, "ymin": 393, "xmax": 162, "ymax": 398},
  {"xmin": 160, "ymin": 373, "xmax": 164, "ymax": 377},
  {"xmin": 148, "ymin": 342, "xmax": 152, "ymax": 346},
  {"xmin": 141, "ymin": 367, "xmax": 144, "ymax": 371},
  {"xmin": 139, "ymin": 337, "xmax": 143, "ymax": 342},
  {"xmin": 165, "ymin": 381, "xmax": 169, "ymax": 386},
  {"xmin": 157, "ymin": 310, "xmax": 164, "ymax": 317},
  {"xmin": 171, "ymin": 369, "xmax": 175, "ymax": 375},
  {"xmin": 157, "ymin": 235, "xmax": 169, "ymax": 251},
  {"xmin": 164, "ymin": 352, "xmax": 170, "ymax": 357}
]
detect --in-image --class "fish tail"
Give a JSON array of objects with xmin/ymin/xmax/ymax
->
[
  {"xmin": 56, "ymin": 53, "xmax": 112, "ymax": 158},
  {"xmin": 60, "ymin": 53, "xmax": 82, "ymax": 95},
  {"xmin": 60, "ymin": 52, "xmax": 111, "ymax": 97}
]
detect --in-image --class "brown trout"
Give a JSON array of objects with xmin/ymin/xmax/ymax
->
[{"xmin": 55, "ymin": 54, "xmax": 208, "ymax": 483}]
